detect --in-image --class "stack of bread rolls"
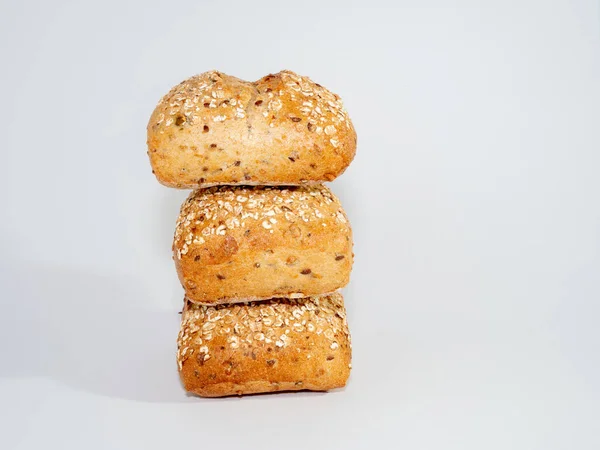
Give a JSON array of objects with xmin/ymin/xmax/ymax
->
[{"xmin": 147, "ymin": 70, "xmax": 356, "ymax": 397}]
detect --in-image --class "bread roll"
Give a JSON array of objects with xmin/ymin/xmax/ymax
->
[
  {"xmin": 177, "ymin": 293, "xmax": 351, "ymax": 397},
  {"xmin": 147, "ymin": 70, "xmax": 356, "ymax": 188},
  {"xmin": 174, "ymin": 185, "xmax": 353, "ymax": 304}
]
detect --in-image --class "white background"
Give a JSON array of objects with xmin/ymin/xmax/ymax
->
[{"xmin": 1, "ymin": 0, "xmax": 599, "ymax": 448}]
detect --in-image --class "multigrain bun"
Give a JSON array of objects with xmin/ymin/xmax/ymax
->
[
  {"xmin": 177, "ymin": 293, "xmax": 351, "ymax": 397},
  {"xmin": 174, "ymin": 185, "xmax": 353, "ymax": 304},
  {"xmin": 147, "ymin": 70, "xmax": 356, "ymax": 188}
]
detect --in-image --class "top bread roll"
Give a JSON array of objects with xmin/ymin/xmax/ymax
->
[{"xmin": 147, "ymin": 70, "xmax": 356, "ymax": 188}]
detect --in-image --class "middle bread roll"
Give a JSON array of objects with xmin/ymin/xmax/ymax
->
[{"xmin": 174, "ymin": 185, "xmax": 353, "ymax": 304}]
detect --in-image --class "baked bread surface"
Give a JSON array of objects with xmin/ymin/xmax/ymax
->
[
  {"xmin": 177, "ymin": 293, "xmax": 351, "ymax": 397},
  {"xmin": 174, "ymin": 185, "xmax": 353, "ymax": 304},
  {"xmin": 147, "ymin": 70, "xmax": 356, "ymax": 188}
]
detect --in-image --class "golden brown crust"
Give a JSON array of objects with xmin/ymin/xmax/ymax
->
[
  {"xmin": 173, "ymin": 185, "xmax": 353, "ymax": 304},
  {"xmin": 177, "ymin": 293, "xmax": 352, "ymax": 397},
  {"xmin": 147, "ymin": 70, "xmax": 356, "ymax": 188}
]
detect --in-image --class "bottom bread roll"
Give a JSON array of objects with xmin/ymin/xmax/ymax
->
[{"xmin": 177, "ymin": 293, "xmax": 351, "ymax": 397}]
